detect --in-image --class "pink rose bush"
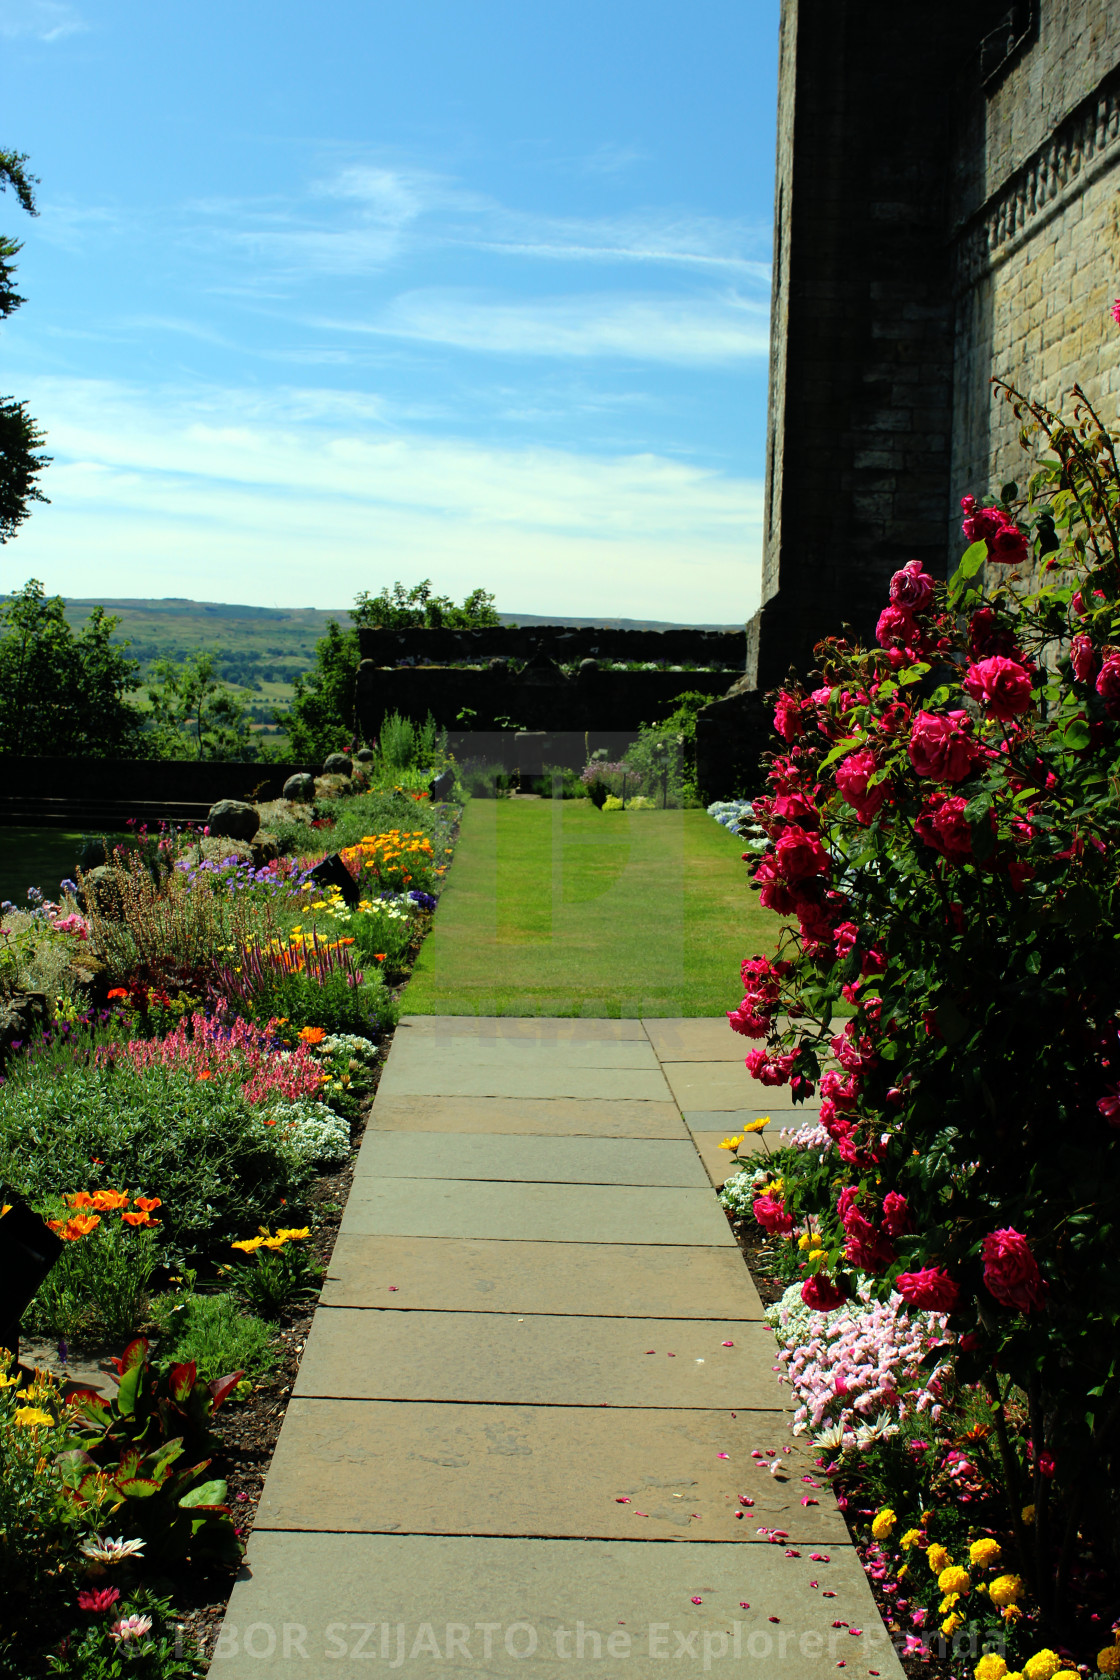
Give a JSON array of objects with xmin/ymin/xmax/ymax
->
[{"xmin": 734, "ymin": 384, "xmax": 1120, "ymax": 1629}]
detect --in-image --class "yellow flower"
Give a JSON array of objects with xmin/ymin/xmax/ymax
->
[
  {"xmin": 231, "ymin": 1236, "xmax": 266, "ymax": 1253},
  {"xmin": 989, "ymin": 1574, "xmax": 1025, "ymax": 1609},
  {"xmin": 260, "ymin": 1235, "xmax": 288, "ymax": 1250},
  {"xmin": 808, "ymin": 1249, "xmax": 826, "ymax": 1262},
  {"xmin": 938, "ymin": 1565, "xmax": 970, "ymax": 1597},
  {"xmin": 0, "ymin": 1371, "xmax": 17, "ymax": 1390},
  {"xmin": 798, "ymin": 1233, "xmax": 811, "ymax": 1250},
  {"xmin": 939, "ymin": 1593, "xmax": 961, "ymax": 1613},
  {"xmin": 900, "ymin": 1528, "xmax": 922, "ymax": 1550},
  {"xmin": 897, "ymin": 1563, "xmax": 909, "ymax": 1581},
  {"xmin": 974, "ymin": 1656, "xmax": 1008, "ymax": 1680},
  {"xmin": 927, "ymin": 1543, "xmax": 951, "ymax": 1574},
  {"xmin": 941, "ymin": 1613, "xmax": 963, "ymax": 1636},
  {"xmin": 871, "ymin": 1507, "xmax": 897, "ymax": 1541},
  {"xmin": 14, "ymin": 1406, "xmax": 53, "ymax": 1428},
  {"xmin": 719, "ymin": 1137, "xmax": 742, "ymax": 1151},
  {"xmin": 1096, "ymin": 1647, "xmax": 1120, "ymax": 1676},
  {"xmin": 970, "ymin": 1537, "xmax": 1001, "ymax": 1569},
  {"xmin": 1023, "ymin": 1653, "xmax": 1062, "ymax": 1680},
  {"xmin": 275, "ymin": 1227, "xmax": 310, "ymax": 1241},
  {"xmin": 1021, "ymin": 1503, "xmax": 1035, "ymax": 1526},
  {"xmin": 743, "ymin": 1118, "xmax": 770, "ymax": 1133}
]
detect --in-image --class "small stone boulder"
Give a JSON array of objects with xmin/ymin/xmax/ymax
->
[
  {"xmin": 322, "ymin": 753, "xmax": 353, "ymax": 778},
  {"xmin": 355, "ymin": 747, "xmax": 374, "ymax": 763},
  {"xmin": 207, "ymin": 799, "xmax": 260, "ymax": 841},
  {"xmin": 282, "ymin": 772, "xmax": 316, "ymax": 803}
]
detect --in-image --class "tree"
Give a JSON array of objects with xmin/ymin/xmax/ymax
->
[
  {"xmin": 0, "ymin": 152, "xmax": 49, "ymax": 543},
  {"xmin": 0, "ymin": 580, "xmax": 144, "ymax": 756},
  {"xmin": 351, "ymin": 579, "xmax": 500, "ymax": 630},
  {"xmin": 279, "ymin": 582, "xmax": 500, "ymax": 757},
  {"xmin": 142, "ymin": 650, "xmax": 257, "ymax": 760}
]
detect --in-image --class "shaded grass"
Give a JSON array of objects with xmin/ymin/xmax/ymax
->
[{"xmin": 404, "ymin": 799, "xmax": 783, "ymax": 1017}]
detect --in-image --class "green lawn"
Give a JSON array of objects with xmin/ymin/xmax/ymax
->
[{"xmin": 403, "ymin": 799, "xmax": 783, "ymax": 1017}]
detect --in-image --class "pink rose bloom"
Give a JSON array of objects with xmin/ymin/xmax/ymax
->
[
  {"xmin": 981, "ymin": 1228, "xmax": 1048, "ymax": 1313},
  {"xmin": 835, "ymin": 748, "xmax": 887, "ymax": 823},
  {"xmin": 745, "ymin": 1049, "xmax": 797, "ymax": 1086},
  {"xmin": 915, "ymin": 794, "xmax": 974, "ymax": 860},
  {"xmin": 896, "ymin": 1267, "xmax": 960, "ymax": 1312},
  {"xmin": 753, "ymin": 1195, "xmax": 795, "ymax": 1235},
  {"xmin": 1097, "ymin": 1084, "xmax": 1120, "ymax": 1126},
  {"xmin": 962, "ymin": 655, "xmax": 1033, "ymax": 720},
  {"xmin": 751, "ymin": 856, "xmax": 797, "ymax": 916},
  {"xmin": 889, "ymin": 558, "xmax": 935, "ymax": 613},
  {"xmin": 800, "ymin": 1273, "xmax": 848, "ymax": 1311},
  {"xmin": 1071, "ymin": 633, "xmax": 1096, "ymax": 683},
  {"xmin": 773, "ymin": 692, "xmax": 804, "ymax": 744},
  {"xmin": 727, "ymin": 1002, "xmax": 771, "ymax": 1039},
  {"xmin": 820, "ymin": 1069, "xmax": 859, "ymax": 1109},
  {"xmin": 987, "ymin": 521, "xmax": 1029, "ymax": 565},
  {"xmin": 772, "ymin": 790, "xmax": 819, "ymax": 828},
  {"xmin": 876, "ymin": 604, "xmax": 918, "ymax": 650},
  {"xmin": 774, "ymin": 826, "xmax": 830, "ymax": 883},
  {"xmin": 1113, "ymin": 299, "xmax": 1120, "ymax": 326},
  {"xmin": 960, "ymin": 495, "xmax": 1004, "ymax": 544},
  {"xmin": 1095, "ymin": 651, "xmax": 1120, "ymax": 713},
  {"xmin": 907, "ymin": 710, "xmax": 977, "ymax": 782}
]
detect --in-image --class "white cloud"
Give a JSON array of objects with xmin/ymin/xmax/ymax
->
[
  {"xmin": 323, "ymin": 287, "xmax": 769, "ymax": 365},
  {"xmin": 0, "ymin": 0, "xmax": 86, "ymax": 41},
  {"xmin": 9, "ymin": 376, "xmax": 762, "ymax": 621}
]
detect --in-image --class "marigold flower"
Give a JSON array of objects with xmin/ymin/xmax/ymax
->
[
  {"xmin": 299, "ymin": 1026, "xmax": 327, "ymax": 1044},
  {"xmin": 1020, "ymin": 1503, "xmax": 1035, "ymax": 1525},
  {"xmin": 927, "ymin": 1543, "xmax": 951, "ymax": 1574},
  {"xmin": 106, "ymin": 988, "xmax": 129, "ymax": 999},
  {"xmin": 974, "ymin": 1656, "xmax": 1008, "ymax": 1680},
  {"xmin": 989, "ymin": 1573, "xmax": 1025, "ymax": 1608},
  {"xmin": 939, "ymin": 1564, "xmax": 970, "ymax": 1597},
  {"xmin": 970, "ymin": 1537, "xmax": 1001, "ymax": 1569},
  {"xmin": 900, "ymin": 1528, "xmax": 922, "ymax": 1550},
  {"xmin": 1022, "ymin": 1653, "xmax": 1062, "ymax": 1680},
  {"xmin": 1097, "ymin": 1646, "xmax": 1120, "ymax": 1676},
  {"xmin": 941, "ymin": 1613, "xmax": 963, "ymax": 1636},
  {"xmin": 871, "ymin": 1507, "xmax": 896, "ymax": 1540}
]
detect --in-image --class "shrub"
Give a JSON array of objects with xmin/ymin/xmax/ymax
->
[
  {"xmin": 733, "ymin": 383, "xmax": 1120, "ymax": 1628},
  {"xmin": 28, "ymin": 1198, "xmax": 161, "ymax": 1343},
  {"xmin": 0, "ymin": 1361, "xmax": 78, "ymax": 1639},
  {"xmin": 225, "ymin": 1226, "xmax": 321, "ymax": 1319},
  {"xmin": 156, "ymin": 1293, "xmax": 278, "ymax": 1384}
]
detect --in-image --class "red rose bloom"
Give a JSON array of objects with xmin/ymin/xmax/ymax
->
[
  {"xmin": 876, "ymin": 604, "xmax": 918, "ymax": 650},
  {"xmin": 773, "ymin": 692, "xmax": 804, "ymax": 744},
  {"xmin": 1071, "ymin": 633, "xmax": 1096, "ymax": 683},
  {"xmin": 987, "ymin": 521, "xmax": 1029, "ymax": 565},
  {"xmin": 968, "ymin": 606, "xmax": 1020, "ymax": 659},
  {"xmin": 752, "ymin": 856, "xmax": 797, "ymax": 915},
  {"xmin": 960, "ymin": 496, "xmax": 1004, "ymax": 544},
  {"xmin": 907, "ymin": 710, "xmax": 978, "ymax": 782},
  {"xmin": 727, "ymin": 1003, "xmax": 771, "ymax": 1039},
  {"xmin": 881, "ymin": 1192, "xmax": 911, "ymax": 1237},
  {"xmin": 962, "ymin": 655, "xmax": 1033, "ymax": 720},
  {"xmin": 896, "ymin": 1267, "xmax": 960, "ymax": 1312},
  {"xmin": 889, "ymin": 559, "xmax": 935, "ymax": 613},
  {"xmin": 774, "ymin": 826, "xmax": 830, "ymax": 883},
  {"xmin": 981, "ymin": 1228, "xmax": 1048, "ymax": 1313},
  {"xmin": 753, "ymin": 1195, "xmax": 795, "ymax": 1235},
  {"xmin": 835, "ymin": 748, "xmax": 887, "ymax": 824},
  {"xmin": 801, "ymin": 1273, "xmax": 848, "ymax": 1311},
  {"xmin": 914, "ymin": 794, "xmax": 974, "ymax": 860},
  {"xmin": 1095, "ymin": 651, "xmax": 1120, "ymax": 714}
]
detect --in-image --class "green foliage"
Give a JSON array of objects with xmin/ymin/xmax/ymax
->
[
  {"xmin": 0, "ymin": 582, "xmax": 145, "ymax": 756},
  {"xmin": 0, "ymin": 1053, "xmax": 302, "ymax": 1266},
  {"xmin": 141, "ymin": 649, "xmax": 256, "ymax": 760},
  {"xmin": 278, "ymin": 618, "xmax": 359, "ymax": 759},
  {"xmin": 66, "ymin": 1335, "xmax": 242, "ymax": 1462},
  {"xmin": 156, "ymin": 1292, "xmax": 279, "ymax": 1384},
  {"xmin": 226, "ymin": 1232, "xmax": 321, "ymax": 1319},
  {"xmin": 44, "ymin": 1590, "xmax": 206, "ymax": 1680},
  {"xmin": 0, "ymin": 152, "xmax": 49, "ymax": 543},
  {"xmin": 351, "ymin": 579, "xmax": 500, "ymax": 631},
  {"xmin": 378, "ymin": 708, "xmax": 445, "ymax": 770},
  {"xmin": 220, "ymin": 951, "xmax": 398, "ymax": 1038},
  {"xmin": 28, "ymin": 1217, "xmax": 160, "ymax": 1344},
  {"xmin": 622, "ymin": 691, "xmax": 710, "ymax": 807},
  {"xmin": 0, "ymin": 1367, "xmax": 78, "ymax": 1639}
]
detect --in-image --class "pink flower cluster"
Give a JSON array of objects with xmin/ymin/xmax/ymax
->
[
  {"xmin": 727, "ymin": 955, "xmax": 784, "ymax": 1039},
  {"xmin": 960, "ymin": 494, "xmax": 1029, "ymax": 566},
  {"xmin": 109, "ymin": 1010, "xmax": 324, "ymax": 1107},
  {"xmin": 774, "ymin": 1288, "xmax": 950, "ymax": 1443}
]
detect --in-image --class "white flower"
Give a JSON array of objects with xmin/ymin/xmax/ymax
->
[
  {"xmin": 263, "ymin": 1099, "xmax": 351, "ymax": 1168},
  {"xmin": 109, "ymin": 1614, "xmax": 153, "ymax": 1643},
  {"xmin": 811, "ymin": 1422, "xmax": 848, "ymax": 1452},
  {"xmin": 78, "ymin": 1535, "xmax": 146, "ymax": 1566}
]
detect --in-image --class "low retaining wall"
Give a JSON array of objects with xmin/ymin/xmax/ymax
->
[
  {"xmin": 357, "ymin": 625, "xmax": 745, "ymax": 667},
  {"xmin": 0, "ymin": 760, "xmax": 317, "ymax": 829}
]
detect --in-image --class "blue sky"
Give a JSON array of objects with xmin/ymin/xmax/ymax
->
[{"xmin": 0, "ymin": 0, "xmax": 778, "ymax": 621}]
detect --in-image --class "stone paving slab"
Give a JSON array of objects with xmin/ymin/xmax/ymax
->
[
  {"xmin": 211, "ymin": 1532, "xmax": 904, "ymax": 1679},
  {"xmin": 295, "ymin": 1310, "xmax": 784, "ymax": 1408},
  {"xmin": 379, "ymin": 1061, "xmax": 674, "ymax": 1102},
  {"xmin": 642, "ymin": 1019, "xmax": 745, "ymax": 1062},
  {"xmin": 661, "ymin": 1063, "xmax": 798, "ymax": 1112},
  {"xmin": 388, "ymin": 1036, "xmax": 663, "ymax": 1072},
  {"xmin": 399, "ymin": 1016, "xmax": 650, "ymax": 1040},
  {"xmin": 351, "ymin": 1133, "xmax": 710, "ymax": 1189},
  {"xmin": 367, "ymin": 1093, "xmax": 685, "ymax": 1137},
  {"xmin": 257, "ymin": 1399, "xmax": 852, "ymax": 1544},
  {"xmin": 682, "ymin": 1109, "xmax": 820, "ymax": 1138},
  {"xmin": 339, "ymin": 1179, "xmax": 736, "ymax": 1247},
  {"xmin": 691, "ymin": 1134, "xmax": 749, "ymax": 1190},
  {"xmin": 321, "ymin": 1236, "xmax": 766, "ymax": 1319}
]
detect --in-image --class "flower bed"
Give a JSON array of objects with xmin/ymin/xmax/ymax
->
[
  {"xmin": 0, "ymin": 779, "xmax": 460, "ymax": 1676},
  {"xmin": 722, "ymin": 381, "xmax": 1120, "ymax": 1679}
]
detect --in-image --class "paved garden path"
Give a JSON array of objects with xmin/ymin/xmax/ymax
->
[{"xmin": 210, "ymin": 1018, "xmax": 903, "ymax": 1679}]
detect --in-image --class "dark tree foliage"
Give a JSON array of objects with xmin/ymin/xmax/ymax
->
[
  {"xmin": 0, "ymin": 151, "xmax": 49, "ymax": 542},
  {"xmin": 0, "ymin": 580, "xmax": 145, "ymax": 757},
  {"xmin": 351, "ymin": 579, "xmax": 500, "ymax": 630}
]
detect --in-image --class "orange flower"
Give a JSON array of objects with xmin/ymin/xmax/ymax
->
[
  {"xmin": 66, "ymin": 1191, "xmax": 96, "ymax": 1210},
  {"xmin": 298, "ymin": 1026, "xmax": 327, "ymax": 1045},
  {"xmin": 197, "ymin": 1070, "xmax": 213, "ymax": 1081},
  {"xmin": 49, "ymin": 1214, "xmax": 101, "ymax": 1240},
  {"xmin": 106, "ymin": 988, "xmax": 129, "ymax": 1000},
  {"xmin": 121, "ymin": 1210, "xmax": 158, "ymax": 1227},
  {"xmin": 133, "ymin": 1196, "xmax": 162, "ymax": 1213},
  {"xmin": 90, "ymin": 1189, "xmax": 130, "ymax": 1211},
  {"xmin": 374, "ymin": 953, "xmax": 387, "ymax": 961}
]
